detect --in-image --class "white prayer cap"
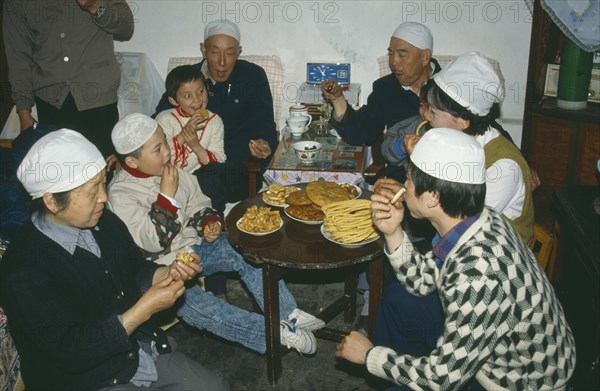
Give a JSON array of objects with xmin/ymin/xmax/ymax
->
[
  {"xmin": 410, "ymin": 128, "xmax": 486, "ymax": 184},
  {"xmin": 204, "ymin": 19, "xmax": 241, "ymax": 43},
  {"xmin": 112, "ymin": 113, "xmax": 158, "ymax": 154},
  {"xmin": 17, "ymin": 129, "xmax": 106, "ymax": 199},
  {"xmin": 391, "ymin": 22, "xmax": 433, "ymax": 52},
  {"xmin": 433, "ymin": 51, "xmax": 505, "ymax": 116}
]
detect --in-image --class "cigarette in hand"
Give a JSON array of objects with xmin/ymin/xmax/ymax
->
[{"xmin": 390, "ymin": 188, "xmax": 406, "ymax": 204}]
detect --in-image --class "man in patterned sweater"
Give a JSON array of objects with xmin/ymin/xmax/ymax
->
[{"xmin": 336, "ymin": 128, "xmax": 575, "ymax": 390}]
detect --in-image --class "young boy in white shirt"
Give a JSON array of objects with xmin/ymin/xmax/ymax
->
[
  {"xmin": 107, "ymin": 113, "xmax": 324, "ymax": 355},
  {"xmin": 156, "ymin": 65, "xmax": 227, "ymax": 211}
]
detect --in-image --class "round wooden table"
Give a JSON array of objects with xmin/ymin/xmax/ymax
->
[{"xmin": 225, "ymin": 187, "xmax": 384, "ymax": 385}]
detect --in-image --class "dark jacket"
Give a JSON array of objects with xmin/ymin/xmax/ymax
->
[
  {"xmin": 0, "ymin": 210, "xmax": 164, "ymax": 391},
  {"xmin": 154, "ymin": 59, "xmax": 278, "ymax": 165},
  {"xmin": 330, "ymin": 59, "xmax": 441, "ymax": 146}
]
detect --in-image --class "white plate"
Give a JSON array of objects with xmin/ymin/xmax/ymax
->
[
  {"xmin": 236, "ymin": 217, "xmax": 283, "ymax": 236},
  {"xmin": 260, "ymin": 186, "xmax": 302, "ymax": 208},
  {"xmin": 283, "ymin": 125, "xmax": 309, "ymax": 137},
  {"xmin": 261, "ymin": 190, "xmax": 287, "ymax": 207},
  {"xmin": 284, "ymin": 206, "xmax": 323, "ymax": 225},
  {"xmin": 342, "ymin": 184, "xmax": 362, "ymax": 199},
  {"xmin": 320, "ymin": 224, "xmax": 380, "ymax": 248}
]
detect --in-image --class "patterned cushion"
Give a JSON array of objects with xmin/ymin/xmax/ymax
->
[
  {"xmin": 167, "ymin": 55, "xmax": 285, "ymax": 130},
  {"xmin": 376, "ymin": 54, "xmax": 504, "ymax": 86},
  {"xmin": 0, "ymin": 308, "xmax": 22, "ymax": 391}
]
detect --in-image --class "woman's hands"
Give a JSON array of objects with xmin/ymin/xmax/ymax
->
[{"xmin": 122, "ymin": 274, "xmax": 186, "ymax": 335}]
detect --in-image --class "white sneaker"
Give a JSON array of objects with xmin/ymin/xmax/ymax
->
[
  {"xmin": 288, "ymin": 308, "xmax": 326, "ymax": 331},
  {"xmin": 280, "ymin": 320, "xmax": 317, "ymax": 355}
]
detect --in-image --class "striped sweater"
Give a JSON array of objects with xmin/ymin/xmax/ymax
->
[{"xmin": 367, "ymin": 207, "xmax": 575, "ymax": 390}]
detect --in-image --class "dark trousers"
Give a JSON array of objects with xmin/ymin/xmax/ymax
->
[
  {"xmin": 374, "ymin": 282, "xmax": 485, "ymax": 391},
  {"xmin": 194, "ymin": 160, "xmax": 260, "ymax": 296},
  {"xmin": 194, "ymin": 160, "xmax": 260, "ymax": 213},
  {"xmin": 35, "ymin": 94, "xmax": 119, "ymax": 157}
]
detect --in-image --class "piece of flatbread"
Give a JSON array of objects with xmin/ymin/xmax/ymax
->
[{"xmin": 306, "ymin": 181, "xmax": 352, "ymax": 207}]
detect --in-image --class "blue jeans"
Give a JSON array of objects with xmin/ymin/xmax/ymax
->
[{"xmin": 176, "ymin": 234, "xmax": 297, "ymax": 353}]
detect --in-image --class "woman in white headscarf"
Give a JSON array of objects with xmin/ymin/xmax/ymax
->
[
  {"xmin": 0, "ymin": 129, "xmax": 228, "ymax": 391},
  {"xmin": 425, "ymin": 51, "xmax": 534, "ymax": 244}
]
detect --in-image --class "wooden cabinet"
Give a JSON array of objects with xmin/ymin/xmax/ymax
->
[
  {"xmin": 553, "ymin": 186, "xmax": 600, "ymax": 390},
  {"xmin": 522, "ymin": 0, "xmax": 600, "ymax": 231},
  {"xmin": 523, "ymin": 3, "xmax": 600, "ymax": 389},
  {"xmin": 526, "ymin": 109, "xmax": 600, "ymax": 228}
]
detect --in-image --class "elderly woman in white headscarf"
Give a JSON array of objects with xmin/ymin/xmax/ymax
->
[
  {"xmin": 424, "ymin": 51, "xmax": 534, "ymax": 243},
  {"xmin": 0, "ymin": 129, "xmax": 228, "ymax": 391}
]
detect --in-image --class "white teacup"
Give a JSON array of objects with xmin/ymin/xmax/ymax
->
[
  {"xmin": 286, "ymin": 115, "xmax": 311, "ymax": 135},
  {"xmin": 289, "ymin": 104, "xmax": 312, "ymax": 125}
]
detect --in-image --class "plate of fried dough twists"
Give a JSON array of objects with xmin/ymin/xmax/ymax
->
[
  {"xmin": 320, "ymin": 199, "xmax": 380, "ymax": 248},
  {"xmin": 237, "ymin": 205, "xmax": 283, "ymax": 236}
]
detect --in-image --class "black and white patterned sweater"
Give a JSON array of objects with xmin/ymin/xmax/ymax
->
[{"xmin": 367, "ymin": 207, "xmax": 575, "ymax": 390}]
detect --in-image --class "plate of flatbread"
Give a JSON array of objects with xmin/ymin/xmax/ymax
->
[
  {"xmin": 284, "ymin": 204, "xmax": 324, "ymax": 225},
  {"xmin": 281, "ymin": 181, "xmax": 362, "ymax": 224}
]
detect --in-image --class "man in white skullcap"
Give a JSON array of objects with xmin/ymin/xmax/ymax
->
[
  {"xmin": 336, "ymin": 128, "xmax": 576, "ymax": 391},
  {"xmin": 2, "ymin": 129, "xmax": 228, "ymax": 390},
  {"xmin": 153, "ymin": 19, "xmax": 277, "ymax": 298},
  {"xmin": 321, "ymin": 21, "xmax": 439, "ymax": 148},
  {"xmin": 153, "ymin": 18, "xmax": 276, "ymax": 193},
  {"xmin": 107, "ymin": 113, "xmax": 324, "ymax": 356},
  {"xmin": 321, "ymin": 22, "xmax": 440, "ymax": 326}
]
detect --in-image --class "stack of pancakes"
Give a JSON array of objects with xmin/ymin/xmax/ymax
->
[{"xmin": 285, "ymin": 181, "xmax": 358, "ymax": 222}]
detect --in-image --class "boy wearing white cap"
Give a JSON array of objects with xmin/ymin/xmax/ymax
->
[
  {"xmin": 1, "ymin": 129, "xmax": 228, "ymax": 390},
  {"xmin": 107, "ymin": 113, "xmax": 324, "ymax": 356},
  {"xmin": 336, "ymin": 128, "xmax": 575, "ymax": 390},
  {"xmin": 321, "ymin": 22, "xmax": 440, "ymax": 147}
]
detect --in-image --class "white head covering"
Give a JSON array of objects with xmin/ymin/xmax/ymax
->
[
  {"xmin": 204, "ymin": 19, "xmax": 241, "ymax": 43},
  {"xmin": 17, "ymin": 129, "xmax": 106, "ymax": 199},
  {"xmin": 112, "ymin": 113, "xmax": 158, "ymax": 154},
  {"xmin": 391, "ymin": 22, "xmax": 433, "ymax": 52},
  {"xmin": 410, "ymin": 128, "xmax": 486, "ymax": 184},
  {"xmin": 433, "ymin": 51, "xmax": 505, "ymax": 116}
]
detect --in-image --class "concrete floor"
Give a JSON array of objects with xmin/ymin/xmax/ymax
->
[{"xmin": 167, "ymin": 275, "xmax": 391, "ymax": 391}]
